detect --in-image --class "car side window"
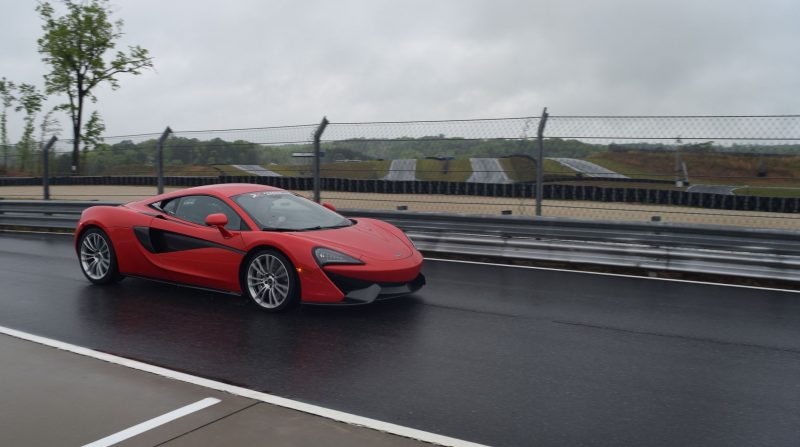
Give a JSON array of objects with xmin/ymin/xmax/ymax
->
[
  {"xmin": 171, "ymin": 195, "xmax": 244, "ymax": 230},
  {"xmin": 161, "ymin": 198, "xmax": 179, "ymax": 215}
]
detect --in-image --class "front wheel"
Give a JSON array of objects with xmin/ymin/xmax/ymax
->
[
  {"xmin": 242, "ymin": 249, "xmax": 299, "ymax": 312},
  {"xmin": 79, "ymin": 228, "xmax": 123, "ymax": 285}
]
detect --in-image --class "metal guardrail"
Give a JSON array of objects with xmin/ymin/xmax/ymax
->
[{"xmin": 1, "ymin": 200, "xmax": 799, "ymax": 282}]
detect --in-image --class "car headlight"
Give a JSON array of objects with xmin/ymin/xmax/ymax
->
[{"xmin": 313, "ymin": 247, "xmax": 364, "ymax": 266}]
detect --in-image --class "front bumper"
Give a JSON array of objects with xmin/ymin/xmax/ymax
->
[{"xmin": 321, "ymin": 272, "xmax": 426, "ymax": 305}]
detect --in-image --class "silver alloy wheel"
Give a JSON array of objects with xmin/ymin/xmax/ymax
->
[
  {"xmin": 246, "ymin": 254, "xmax": 291, "ymax": 309},
  {"xmin": 80, "ymin": 232, "xmax": 111, "ymax": 280}
]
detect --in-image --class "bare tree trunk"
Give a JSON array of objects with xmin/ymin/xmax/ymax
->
[{"xmin": 71, "ymin": 96, "xmax": 84, "ymax": 175}]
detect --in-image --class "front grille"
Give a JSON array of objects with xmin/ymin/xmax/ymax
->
[{"xmin": 325, "ymin": 272, "xmax": 409, "ymax": 295}]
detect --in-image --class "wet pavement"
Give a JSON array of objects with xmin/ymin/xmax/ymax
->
[
  {"xmin": 0, "ymin": 334, "xmax": 429, "ymax": 446},
  {"xmin": 2, "ymin": 232, "xmax": 800, "ymax": 446}
]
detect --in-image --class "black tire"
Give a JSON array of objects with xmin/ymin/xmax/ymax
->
[
  {"xmin": 78, "ymin": 228, "xmax": 123, "ymax": 285},
  {"xmin": 241, "ymin": 248, "xmax": 299, "ymax": 312}
]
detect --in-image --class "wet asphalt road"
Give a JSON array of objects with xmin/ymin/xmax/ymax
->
[{"xmin": 2, "ymin": 232, "xmax": 800, "ymax": 446}]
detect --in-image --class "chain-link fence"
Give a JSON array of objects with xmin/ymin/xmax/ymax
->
[
  {"xmin": 538, "ymin": 116, "xmax": 800, "ymax": 228},
  {"xmin": 1, "ymin": 114, "xmax": 798, "ymax": 230}
]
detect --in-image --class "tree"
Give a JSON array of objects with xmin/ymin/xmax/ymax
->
[
  {"xmin": 82, "ymin": 110, "xmax": 105, "ymax": 173},
  {"xmin": 36, "ymin": 0, "xmax": 153, "ymax": 174},
  {"xmin": 15, "ymin": 83, "xmax": 45, "ymax": 172},
  {"xmin": 38, "ymin": 108, "xmax": 62, "ymax": 176},
  {"xmin": 39, "ymin": 108, "xmax": 62, "ymax": 143},
  {"xmin": 0, "ymin": 78, "xmax": 15, "ymax": 172}
]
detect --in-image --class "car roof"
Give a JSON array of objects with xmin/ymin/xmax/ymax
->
[{"xmin": 153, "ymin": 183, "xmax": 283, "ymax": 201}]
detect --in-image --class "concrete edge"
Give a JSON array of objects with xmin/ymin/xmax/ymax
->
[{"xmin": 0, "ymin": 325, "xmax": 487, "ymax": 447}]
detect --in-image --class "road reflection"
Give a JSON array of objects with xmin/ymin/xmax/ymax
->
[{"xmin": 76, "ymin": 278, "xmax": 428, "ymax": 397}]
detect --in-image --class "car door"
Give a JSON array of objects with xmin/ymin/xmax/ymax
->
[{"xmin": 139, "ymin": 194, "xmax": 248, "ymax": 292}]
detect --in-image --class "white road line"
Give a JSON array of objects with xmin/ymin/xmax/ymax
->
[
  {"xmin": 0, "ymin": 326, "xmax": 487, "ymax": 447},
  {"xmin": 82, "ymin": 398, "xmax": 220, "ymax": 447},
  {"xmin": 425, "ymin": 257, "xmax": 800, "ymax": 294}
]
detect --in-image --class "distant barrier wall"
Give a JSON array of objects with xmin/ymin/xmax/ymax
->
[{"xmin": 1, "ymin": 175, "xmax": 797, "ymax": 214}]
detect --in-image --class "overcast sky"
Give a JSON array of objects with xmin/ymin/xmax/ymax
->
[{"xmin": 2, "ymin": 0, "xmax": 799, "ymax": 139}]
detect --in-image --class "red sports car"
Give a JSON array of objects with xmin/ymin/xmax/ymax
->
[{"xmin": 74, "ymin": 183, "xmax": 425, "ymax": 311}]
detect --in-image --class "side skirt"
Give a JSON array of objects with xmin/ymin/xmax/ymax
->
[{"xmin": 124, "ymin": 274, "xmax": 242, "ymax": 296}]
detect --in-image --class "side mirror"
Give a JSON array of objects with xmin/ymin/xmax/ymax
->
[
  {"xmin": 205, "ymin": 213, "xmax": 228, "ymax": 227},
  {"xmin": 322, "ymin": 202, "xmax": 336, "ymax": 212},
  {"xmin": 205, "ymin": 213, "xmax": 233, "ymax": 238}
]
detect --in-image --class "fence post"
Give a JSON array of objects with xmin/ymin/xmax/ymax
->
[
  {"xmin": 535, "ymin": 107, "xmax": 549, "ymax": 216},
  {"xmin": 312, "ymin": 116, "xmax": 329, "ymax": 203},
  {"xmin": 156, "ymin": 126, "xmax": 173, "ymax": 194},
  {"xmin": 42, "ymin": 136, "xmax": 57, "ymax": 200}
]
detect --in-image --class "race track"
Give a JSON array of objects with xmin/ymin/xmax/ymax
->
[
  {"xmin": 1, "ymin": 232, "xmax": 800, "ymax": 446},
  {"xmin": 467, "ymin": 158, "xmax": 511, "ymax": 183},
  {"xmin": 384, "ymin": 159, "xmax": 418, "ymax": 181}
]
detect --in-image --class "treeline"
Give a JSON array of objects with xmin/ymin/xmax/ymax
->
[
  {"xmin": 7, "ymin": 134, "xmax": 798, "ymax": 177},
  {"xmin": 609, "ymin": 142, "xmax": 800, "ymax": 154},
  {"xmin": 22, "ymin": 136, "xmax": 607, "ymax": 176}
]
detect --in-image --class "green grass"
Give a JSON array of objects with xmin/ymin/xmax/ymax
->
[
  {"xmin": 586, "ymin": 151, "xmax": 800, "ymax": 186},
  {"xmin": 321, "ymin": 160, "xmax": 390, "ymax": 179},
  {"xmin": 225, "ymin": 161, "xmax": 391, "ymax": 179},
  {"xmin": 100, "ymin": 164, "xmax": 224, "ymax": 176},
  {"xmin": 416, "ymin": 159, "xmax": 472, "ymax": 182},
  {"xmin": 583, "ymin": 154, "xmax": 661, "ymax": 180}
]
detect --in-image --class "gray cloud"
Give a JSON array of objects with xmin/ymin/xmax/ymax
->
[{"xmin": 1, "ymin": 0, "xmax": 799, "ymax": 138}]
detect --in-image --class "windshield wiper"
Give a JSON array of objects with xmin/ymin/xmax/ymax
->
[
  {"xmin": 292, "ymin": 223, "xmax": 352, "ymax": 232},
  {"xmin": 262, "ymin": 222, "xmax": 352, "ymax": 232}
]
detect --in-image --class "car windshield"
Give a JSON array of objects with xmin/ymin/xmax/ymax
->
[{"xmin": 233, "ymin": 191, "xmax": 351, "ymax": 231}]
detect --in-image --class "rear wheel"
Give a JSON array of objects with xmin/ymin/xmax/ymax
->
[
  {"xmin": 243, "ymin": 249, "xmax": 299, "ymax": 312},
  {"xmin": 79, "ymin": 228, "xmax": 123, "ymax": 285}
]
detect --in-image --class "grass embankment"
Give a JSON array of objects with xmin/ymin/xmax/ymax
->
[
  {"xmin": 321, "ymin": 160, "xmax": 390, "ymax": 179},
  {"xmin": 214, "ymin": 164, "xmax": 250, "ymax": 176},
  {"xmin": 226, "ymin": 160, "xmax": 392, "ymax": 179},
  {"xmin": 498, "ymin": 156, "xmax": 577, "ymax": 182},
  {"xmin": 585, "ymin": 151, "xmax": 800, "ymax": 197},
  {"xmin": 415, "ymin": 159, "xmax": 472, "ymax": 182},
  {"xmin": 95, "ymin": 164, "xmax": 223, "ymax": 176}
]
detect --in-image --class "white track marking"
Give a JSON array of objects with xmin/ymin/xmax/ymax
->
[
  {"xmin": 425, "ymin": 257, "xmax": 800, "ymax": 294},
  {"xmin": 0, "ymin": 326, "xmax": 486, "ymax": 447},
  {"xmin": 467, "ymin": 158, "xmax": 511, "ymax": 183},
  {"xmin": 384, "ymin": 159, "xmax": 417, "ymax": 181},
  {"xmin": 83, "ymin": 398, "xmax": 220, "ymax": 447},
  {"xmin": 548, "ymin": 157, "xmax": 628, "ymax": 178}
]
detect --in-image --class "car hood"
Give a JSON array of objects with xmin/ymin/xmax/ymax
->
[{"xmin": 292, "ymin": 219, "xmax": 413, "ymax": 261}]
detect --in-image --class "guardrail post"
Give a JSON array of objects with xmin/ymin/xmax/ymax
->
[
  {"xmin": 313, "ymin": 117, "xmax": 329, "ymax": 203},
  {"xmin": 42, "ymin": 136, "xmax": 57, "ymax": 200},
  {"xmin": 535, "ymin": 107, "xmax": 549, "ymax": 216},
  {"xmin": 156, "ymin": 126, "xmax": 173, "ymax": 194}
]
